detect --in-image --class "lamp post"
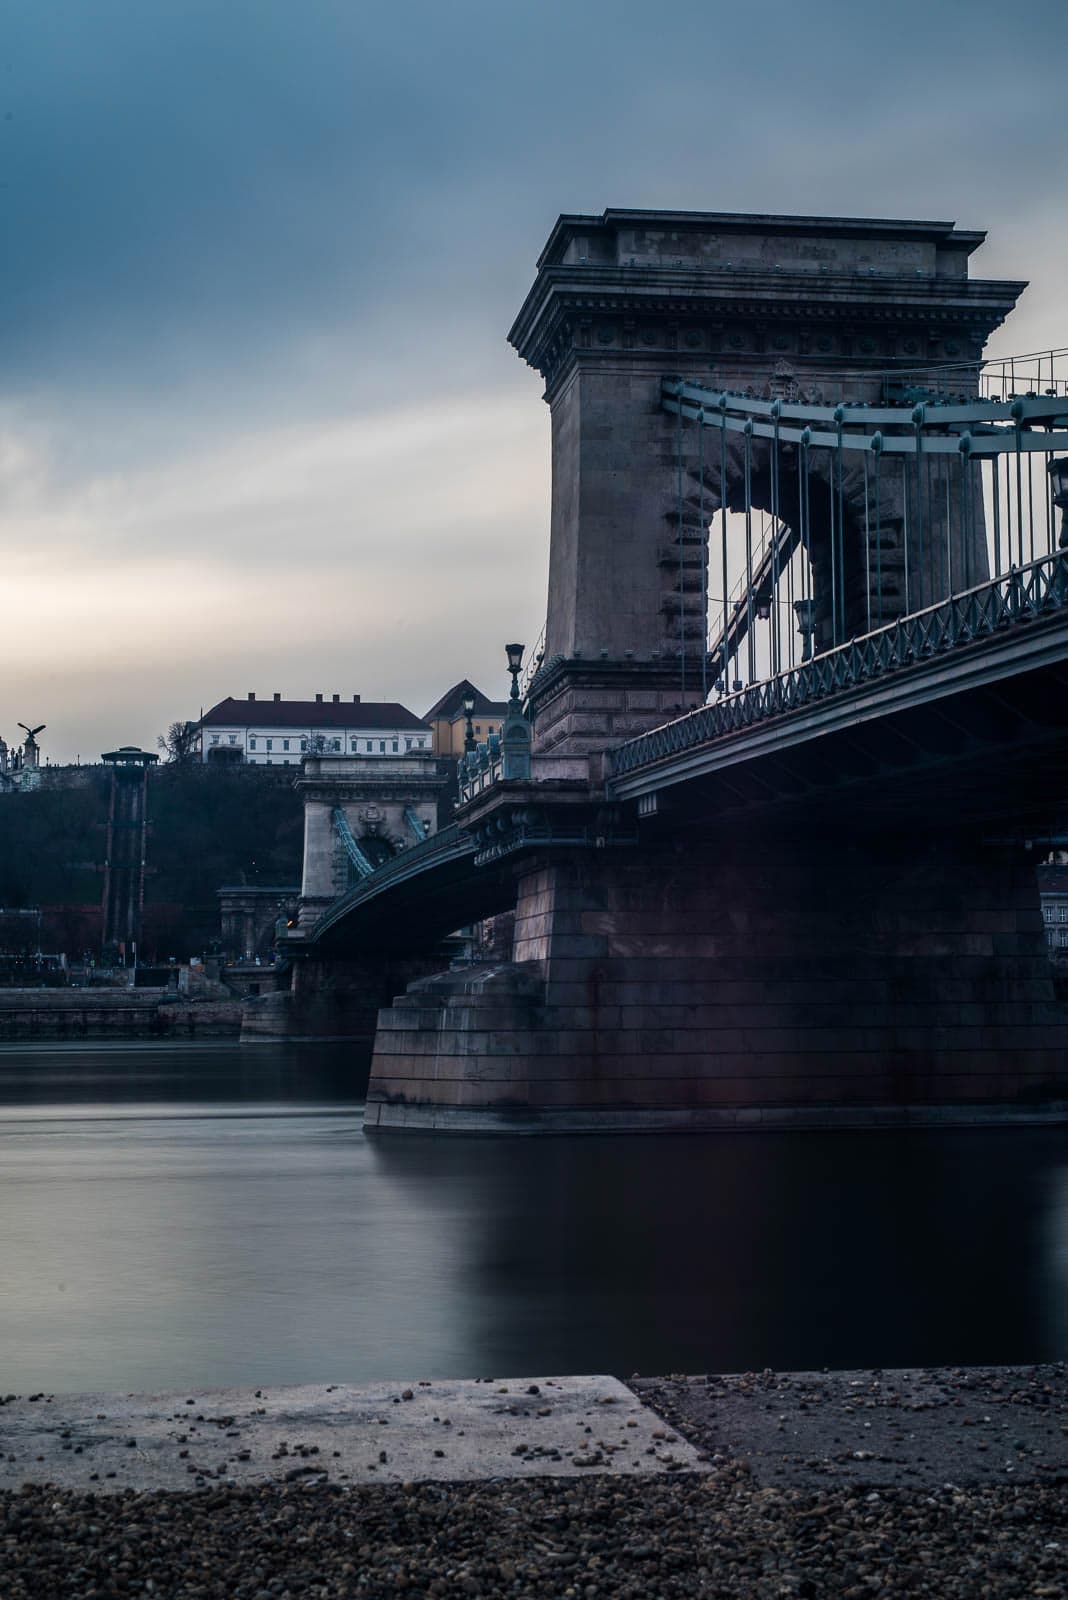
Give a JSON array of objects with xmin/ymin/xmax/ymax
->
[
  {"xmin": 462, "ymin": 689, "xmax": 476, "ymax": 755},
  {"xmin": 1049, "ymin": 457, "xmax": 1068, "ymax": 550},
  {"xmin": 505, "ymin": 642, "xmax": 525, "ymax": 704},
  {"xmin": 793, "ymin": 598, "xmax": 817, "ymax": 662},
  {"xmin": 501, "ymin": 643, "xmax": 531, "ymax": 781}
]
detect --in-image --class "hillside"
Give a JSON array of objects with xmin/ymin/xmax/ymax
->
[{"xmin": 0, "ymin": 765, "xmax": 303, "ymax": 958}]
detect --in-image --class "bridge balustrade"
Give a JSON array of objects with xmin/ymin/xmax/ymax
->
[{"xmin": 612, "ymin": 549, "xmax": 1068, "ymax": 779}]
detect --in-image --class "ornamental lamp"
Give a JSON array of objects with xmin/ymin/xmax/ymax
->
[
  {"xmin": 793, "ymin": 598, "xmax": 817, "ymax": 661},
  {"xmin": 505, "ymin": 642, "xmax": 525, "ymax": 702},
  {"xmin": 500, "ymin": 642, "xmax": 532, "ymax": 781},
  {"xmin": 461, "ymin": 689, "xmax": 476, "ymax": 755}
]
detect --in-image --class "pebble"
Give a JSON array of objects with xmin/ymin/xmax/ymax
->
[{"xmin": 1, "ymin": 1470, "xmax": 1064, "ymax": 1598}]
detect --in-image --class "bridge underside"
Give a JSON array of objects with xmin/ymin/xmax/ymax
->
[
  {"xmin": 359, "ymin": 649, "xmax": 1068, "ymax": 1131},
  {"xmin": 614, "ymin": 636, "xmax": 1068, "ymax": 839}
]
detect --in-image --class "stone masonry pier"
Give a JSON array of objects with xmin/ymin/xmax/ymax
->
[{"xmin": 366, "ymin": 830, "xmax": 1068, "ymax": 1130}]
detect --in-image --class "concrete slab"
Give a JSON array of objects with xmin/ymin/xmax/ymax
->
[{"xmin": 0, "ymin": 1375, "xmax": 701, "ymax": 1494}]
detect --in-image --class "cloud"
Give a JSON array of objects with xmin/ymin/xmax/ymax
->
[
  {"xmin": 1, "ymin": 0, "xmax": 1066, "ymax": 759},
  {"xmin": 0, "ymin": 390, "xmax": 549, "ymax": 758}
]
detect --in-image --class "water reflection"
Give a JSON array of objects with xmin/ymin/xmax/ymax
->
[
  {"xmin": 0, "ymin": 1043, "xmax": 1064, "ymax": 1391},
  {"xmin": 367, "ymin": 1126, "xmax": 1065, "ymax": 1377}
]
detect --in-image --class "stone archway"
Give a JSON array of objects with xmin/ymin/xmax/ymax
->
[{"xmin": 683, "ymin": 428, "xmax": 905, "ymax": 673}]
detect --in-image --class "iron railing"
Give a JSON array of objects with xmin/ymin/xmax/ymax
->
[
  {"xmin": 309, "ymin": 823, "xmax": 476, "ymax": 943},
  {"xmin": 879, "ymin": 346, "xmax": 1068, "ymax": 405},
  {"xmin": 612, "ymin": 550, "xmax": 1068, "ymax": 778}
]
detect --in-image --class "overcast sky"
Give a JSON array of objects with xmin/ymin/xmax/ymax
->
[{"xmin": 2, "ymin": 0, "xmax": 1066, "ymax": 762}]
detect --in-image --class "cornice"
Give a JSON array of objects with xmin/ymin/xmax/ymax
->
[
  {"xmin": 534, "ymin": 209, "xmax": 986, "ymax": 270},
  {"xmin": 513, "ymin": 291, "xmax": 1028, "ymax": 408},
  {"xmin": 510, "ymin": 259, "xmax": 1024, "ymax": 353}
]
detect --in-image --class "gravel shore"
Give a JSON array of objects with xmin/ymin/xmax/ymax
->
[
  {"xmin": 4, "ymin": 1467, "xmax": 1065, "ymax": 1598},
  {"xmin": 3, "ymin": 1367, "xmax": 1065, "ymax": 1598}
]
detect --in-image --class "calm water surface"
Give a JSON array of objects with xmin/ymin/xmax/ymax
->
[{"xmin": 0, "ymin": 1041, "xmax": 1065, "ymax": 1391}]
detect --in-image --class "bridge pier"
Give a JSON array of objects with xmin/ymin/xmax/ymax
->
[
  {"xmin": 241, "ymin": 949, "xmax": 448, "ymax": 1049},
  {"xmin": 365, "ymin": 831, "xmax": 1068, "ymax": 1129}
]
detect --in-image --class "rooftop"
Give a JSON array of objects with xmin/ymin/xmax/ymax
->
[
  {"xmin": 202, "ymin": 697, "xmax": 429, "ymax": 731},
  {"xmin": 535, "ymin": 208, "xmax": 989, "ymax": 270},
  {"xmin": 423, "ymin": 680, "xmax": 509, "ymax": 722}
]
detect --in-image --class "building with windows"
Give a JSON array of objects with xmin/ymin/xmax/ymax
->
[
  {"xmin": 199, "ymin": 694, "xmax": 432, "ymax": 766},
  {"xmin": 1038, "ymin": 863, "xmax": 1068, "ymax": 955},
  {"xmin": 423, "ymin": 680, "xmax": 510, "ymax": 758}
]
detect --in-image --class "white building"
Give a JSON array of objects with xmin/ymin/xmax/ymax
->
[{"xmin": 200, "ymin": 694, "xmax": 432, "ymax": 767}]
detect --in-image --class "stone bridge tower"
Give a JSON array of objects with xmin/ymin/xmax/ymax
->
[
  {"xmin": 242, "ymin": 752, "xmax": 451, "ymax": 1043},
  {"xmin": 296, "ymin": 754, "xmax": 449, "ymax": 930},
  {"xmin": 509, "ymin": 209, "xmax": 1024, "ymax": 756}
]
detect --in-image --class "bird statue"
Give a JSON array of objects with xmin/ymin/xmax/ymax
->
[{"xmin": 17, "ymin": 722, "xmax": 45, "ymax": 766}]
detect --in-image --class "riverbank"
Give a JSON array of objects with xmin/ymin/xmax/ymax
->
[
  {"xmin": 2, "ymin": 1367, "xmax": 1064, "ymax": 1597},
  {"xmin": 0, "ymin": 989, "xmax": 241, "ymax": 1039}
]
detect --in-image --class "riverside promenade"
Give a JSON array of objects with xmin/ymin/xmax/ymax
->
[{"xmin": 3, "ymin": 1365, "xmax": 1064, "ymax": 1596}]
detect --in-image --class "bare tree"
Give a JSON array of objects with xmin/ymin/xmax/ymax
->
[{"xmin": 157, "ymin": 720, "xmax": 200, "ymax": 764}]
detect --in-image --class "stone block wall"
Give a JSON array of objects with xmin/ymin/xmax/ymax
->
[{"xmin": 365, "ymin": 835, "xmax": 1068, "ymax": 1130}]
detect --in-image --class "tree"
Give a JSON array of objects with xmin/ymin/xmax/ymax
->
[{"xmin": 157, "ymin": 720, "xmax": 200, "ymax": 764}]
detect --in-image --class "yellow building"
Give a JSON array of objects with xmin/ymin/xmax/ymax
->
[{"xmin": 423, "ymin": 680, "xmax": 510, "ymax": 758}]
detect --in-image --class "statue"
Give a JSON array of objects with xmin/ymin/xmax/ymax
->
[{"xmin": 17, "ymin": 722, "xmax": 45, "ymax": 769}]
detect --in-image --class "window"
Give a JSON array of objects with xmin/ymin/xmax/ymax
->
[
  {"xmin": 351, "ymin": 739, "xmax": 357, "ymax": 753},
  {"xmin": 392, "ymin": 740, "xmax": 398, "ymax": 753},
  {"xmin": 300, "ymin": 738, "xmax": 307, "ymax": 751},
  {"xmin": 366, "ymin": 741, "xmax": 373, "ymax": 752},
  {"xmin": 379, "ymin": 741, "xmax": 385, "ymax": 753},
  {"xmin": 266, "ymin": 738, "xmax": 273, "ymax": 751},
  {"xmin": 475, "ymin": 724, "xmax": 481, "ymax": 734},
  {"xmin": 228, "ymin": 735, "xmax": 237, "ymax": 745},
  {"xmin": 250, "ymin": 738, "xmax": 257, "ymax": 750},
  {"xmin": 210, "ymin": 735, "xmax": 220, "ymax": 745},
  {"xmin": 332, "ymin": 738, "xmax": 341, "ymax": 752},
  {"xmin": 283, "ymin": 739, "xmax": 290, "ymax": 751},
  {"xmin": 405, "ymin": 739, "xmax": 412, "ymax": 751},
  {"xmin": 417, "ymin": 738, "xmax": 425, "ymax": 749},
  {"xmin": 1060, "ymin": 906, "xmax": 1068, "ymax": 923},
  {"xmin": 1044, "ymin": 907, "xmax": 1054, "ymax": 923},
  {"xmin": 1059, "ymin": 929, "xmax": 1068, "ymax": 947}
]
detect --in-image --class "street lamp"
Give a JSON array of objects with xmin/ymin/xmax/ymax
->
[
  {"xmin": 462, "ymin": 689, "xmax": 476, "ymax": 754},
  {"xmin": 1048, "ymin": 457, "xmax": 1068, "ymax": 549},
  {"xmin": 500, "ymin": 643, "xmax": 532, "ymax": 781},
  {"xmin": 505, "ymin": 642, "xmax": 525, "ymax": 704},
  {"xmin": 793, "ymin": 598, "xmax": 817, "ymax": 661}
]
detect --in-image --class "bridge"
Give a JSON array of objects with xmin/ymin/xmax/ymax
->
[{"xmin": 279, "ymin": 208, "xmax": 1068, "ymax": 1131}]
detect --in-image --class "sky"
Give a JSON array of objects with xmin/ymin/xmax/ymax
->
[{"xmin": 2, "ymin": 0, "xmax": 1066, "ymax": 763}]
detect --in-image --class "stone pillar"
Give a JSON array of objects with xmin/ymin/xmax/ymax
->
[
  {"xmin": 509, "ymin": 210, "xmax": 1024, "ymax": 751},
  {"xmin": 365, "ymin": 833, "xmax": 1068, "ymax": 1130},
  {"xmin": 241, "ymin": 950, "xmax": 447, "ymax": 1049},
  {"xmin": 300, "ymin": 798, "xmax": 337, "ymax": 904}
]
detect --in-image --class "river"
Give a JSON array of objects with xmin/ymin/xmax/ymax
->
[{"xmin": 0, "ymin": 1041, "xmax": 1064, "ymax": 1391}]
